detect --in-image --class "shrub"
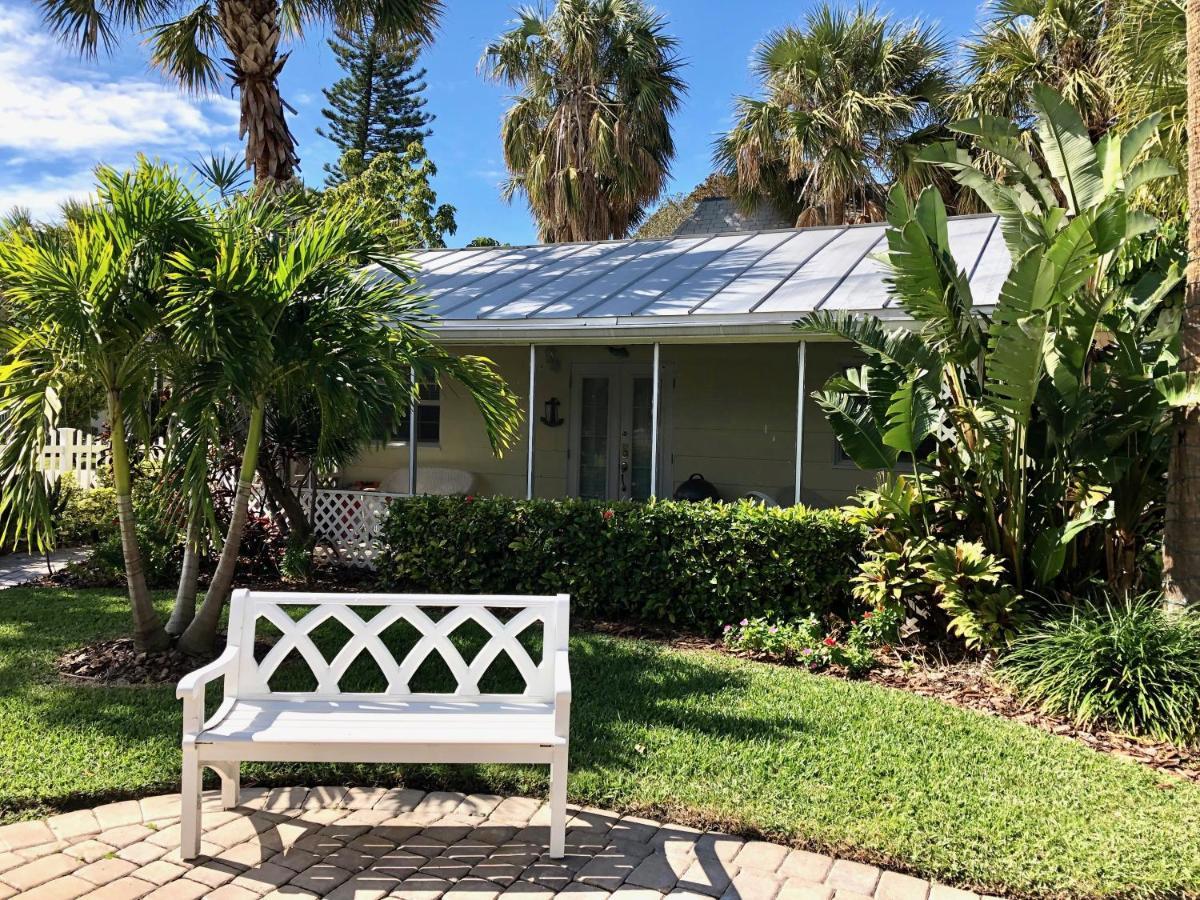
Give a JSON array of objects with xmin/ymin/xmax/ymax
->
[
  {"xmin": 722, "ymin": 614, "xmax": 881, "ymax": 675},
  {"xmin": 1000, "ymin": 595, "xmax": 1200, "ymax": 745},
  {"xmin": 56, "ymin": 479, "xmax": 118, "ymax": 545},
  {"xmin": 376, "ymin": 496, "xmax": 865, "ymax": 631}
]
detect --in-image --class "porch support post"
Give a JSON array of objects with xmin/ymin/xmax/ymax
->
[
  {"xmin": 526, "ymin": 344, "xmax": 536, "ymax": 500},
  {"xmin": 795, "ymin": 341, "xmax": 807, "ymax": 506},
  {"xmin": 650, "ymin": 342, "xmax": 662, "ymax": 499},
  {"xmin": 408, "ymin": 367, "xmax": 418, "ymax": 495}
]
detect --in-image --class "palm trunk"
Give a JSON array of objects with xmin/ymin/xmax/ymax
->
[
  {"xmin": 178, "ymin": 400, "xmax": 266, "ymax": 656},
  {"xmin": 217, "ymin": 0, "xmax": 298, "ymax": 183},
  {"xmin": 166, "ymin": 509, "xmax": 204, "ymax": 636},
  {"xmin": 1163, "ymin": 0, "xmax": 1200, "ymax": 614},
  {"xmin": 107, "ymin": 390, "xmax": 168, "ymax": 651},
  {"xmin": 258, "ymin": 456, "xmax": 311, "ymax": 539}
]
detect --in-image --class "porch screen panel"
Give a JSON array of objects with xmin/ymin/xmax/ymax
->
[
  {"xmin": 579, "ymin": 377, "xmax": 610, "ymax": 499},
  {"xmin": 631, "ymin": 377, "xmax": 654, "ymax": 500}
]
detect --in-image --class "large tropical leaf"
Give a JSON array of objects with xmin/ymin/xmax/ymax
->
[
  {"xmin": 883, "ymin": 372, "xmax": 938, "ymax": 455},
  {"xmin": 985, "ymin": 247, "xmax": 1050, "ymax": 427},
  {"xmin": 813, "ymin": 388, "xmax": 899, "ymax": 471},
  {"xmin": 949, "ymin": 114, "xmax": 1059, "ymax": 210},
  {"xmin": 1030, "ymin": 85, "xmax": 1103, "ymax": 213}
]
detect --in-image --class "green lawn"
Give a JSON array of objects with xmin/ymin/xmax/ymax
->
[{"xmin": 2, "ymin": 588, "xmax": 1199, "ymax": 899}]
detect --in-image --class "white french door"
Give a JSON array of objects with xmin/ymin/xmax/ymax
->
[{"xmin": 568, "ymin": 363, "xmax": 669, "ymax": 501}]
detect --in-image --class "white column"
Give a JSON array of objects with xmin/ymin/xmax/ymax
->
[
  {"xmin": 407, "ymin": 367, "xmax": 418, "ymax": 495},
  {"xmin": 795, "ymin": 341, "xmax": 807, "ymax": 506},
  {"xmin": 526, "ymin": 344, "xmax": 536, "ymax": 500},
  {"xmin": 650, "ymin": 342, "xmax": 662, "ymax": 498}
]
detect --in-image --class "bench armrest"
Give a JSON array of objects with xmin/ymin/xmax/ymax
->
[
  {"xmin": 177, "ymin": 645, "xmax": 240, "ymax": 701},
  {"xmin": 178, "ymin": 646, "xmax": 239, "ymax": 739},
  {"xmin": 554, "ymin": 650, "xmax": 571, "ymax": 738}
]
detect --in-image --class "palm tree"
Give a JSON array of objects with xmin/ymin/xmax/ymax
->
[
  {"xmin": 955, "ymin": 0, "xmax": 1111, "ymax": 138},
  {"xmin": 169, "ymin": 192, "xmax": 521, "ymax": 655},
  {"xmin": 1162, "ymin": 0, "xmax": 1200, "ymax": 613},
  {"xmin": 0, "ymin": 161, "xmax": 210, "ymax": 651},
  {"xmin": 715, "ymin": 4, "xmax": 953, "ymax": 227},
  {"xmin": 482, "ymin": 0, "xmax": 686, "ymax": 242},
  {"xmin": 1106, "ymin": 0, "xmax": 1187, "ymax": 212},
  {"xmin": 38, "ymin": 1, "xmax": 443, "ymax": 183}
]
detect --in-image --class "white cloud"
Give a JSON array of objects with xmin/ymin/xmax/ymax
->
[
  {"xmin": 0, "ymin": 168, "xmax": 97, "ymax": 220},
  {"xmin": 0, "ymin": 4, "xmax": 238, "ymax": 157}
]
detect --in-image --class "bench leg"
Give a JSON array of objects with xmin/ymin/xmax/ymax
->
[
  {"xmin": 549, "ymin": 746, "xmax": 568, "ymax": 859},
  {"xmin": 215, "ymin": 762, "xmax": 240, "ymax": 810},
  {"xmin": 180, "ymin": 747, "xmax": 202, "ymax": 861}
]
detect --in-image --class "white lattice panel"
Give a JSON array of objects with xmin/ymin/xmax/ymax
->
[{"xmin": 302, "ymin": 489, "xmax": 403, "ymax": 569}]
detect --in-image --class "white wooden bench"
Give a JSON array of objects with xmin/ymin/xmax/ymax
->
[{"xmin": 176, "ymin": 590, "xmax": 571, "ymax": 861}]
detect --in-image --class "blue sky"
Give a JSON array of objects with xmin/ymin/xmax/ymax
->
[{"xmin": 0, "ymin": 0, "xmax": 982, "ymax": 245}]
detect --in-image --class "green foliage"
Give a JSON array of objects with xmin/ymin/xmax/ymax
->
[
  {"xmin": 83, "ymin": 517, "xmax": 181, "ymax": 588},
  {"xmin": 1001, "ymin": 595, "xmax": 1200, "ymax": 745},
  {"xmin": 319, "ymin": 23, "xmax": 435, "ymax": 185},
  {"xmin": 801, "ymin": 89, "xmax": 1181, "ymax": 607},
  {"xmin": 482, "ymin": 0, "xmax": 686, "ymax": 241},
  {"xmin": 722, "ymin": 613, "xmax": 889, "ymax": 675},
  {"xmin": 715, "ymin": 3, "xmax": 955, "ymax": 225},
  {"xmin": 377, "ymin": 495, "xmax": 864, "ymax": 631},
  {"xmin": 320, "ymin": 145, "xmax": 457, "ymax": 249},
  {"xmin": 924, "ymin": 540, "xmax": 1025, "ymax": 649},
  {"xmin": 955, "ymin": 0, "xmax": 1111, "ymax": 135},
  {"xmin": 56, "ymin": 480, "xmax": 117, "ymax": 546}
]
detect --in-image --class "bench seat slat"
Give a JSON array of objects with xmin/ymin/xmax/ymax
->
[{"xmin": 197, "ymin": 698, "xmax": 562, "ymax": 746}]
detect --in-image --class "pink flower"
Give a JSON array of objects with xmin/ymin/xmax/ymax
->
[
  {"xmin": 739, "ymin": 618, "xmax": 749, "ymax": 627},
  {"xmin": 723, "ymin": 624, "xmax": 732, "ymax": 633},
  {"xmin": 768, "ymin": 626, "xmax": 779, "ymax": 634},
  {"xmin": 802, "ymin": 648, "xmax": 814, "ymax": 656},
  {"xmin": 863, "ymin": 611, "xmax": 874, "ymax": 619},
  {"xmin": 602, "ymin": 509, "xmax": 615, "ymax": 520}
]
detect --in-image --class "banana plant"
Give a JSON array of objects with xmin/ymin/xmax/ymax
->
[{"xmin": 798, "ymin": 86, "xmax": 1181, "ymax": 593}]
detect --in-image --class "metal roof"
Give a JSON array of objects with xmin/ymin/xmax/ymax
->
[{"xmin": 399, "ymin": 214, "xmax": 1008, "ymax": 343}]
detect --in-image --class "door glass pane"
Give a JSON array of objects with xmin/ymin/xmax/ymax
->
[
  {"xmin": 578, "ymin": 377, "xmax": 610, "ymax": 499},
  {"xmin": 630, "ymin": 376, "xmax": 653, "ymax": 500}
]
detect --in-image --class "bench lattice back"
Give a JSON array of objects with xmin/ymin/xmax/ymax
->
[{"xmin": 226, "ymin": 590, "xmax": 569, "ymax": 701}]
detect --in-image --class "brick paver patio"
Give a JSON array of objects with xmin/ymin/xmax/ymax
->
[{"xmin": 0, "ymin": 788, "xmax": 1000, "ymax": 900}]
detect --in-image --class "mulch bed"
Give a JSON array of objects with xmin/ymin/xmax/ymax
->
[
  {"xmin": 58, "ymin": 637, "xmax": 216, "ymax": 686},
  {"xmin": 592, "ymin": 620, "xmax": 1200, "ymax": 786}
]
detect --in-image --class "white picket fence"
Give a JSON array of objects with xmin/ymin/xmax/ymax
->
[
  {"xmin": 40, "ymin": 428, "xmax": 106, "ymax": 489},
  {"xmin": 301, "ymin": 488, "xmax": 406, "ymax": 570}
]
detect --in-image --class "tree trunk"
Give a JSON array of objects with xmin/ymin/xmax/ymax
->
[
  {"xmin": 217, "ymin": 0, "xmax": 299, "ymax": 183},
  {"xmin": 107, "ymin": 390, "xmax": 168, "ymax": 651},
  {"xmin": 257, "ymin": 455, "xmax": 311, "ymax": 540},
  {"xmin": 166, "ymin": 509, "xmax": 204, "ymax": 636},
  {"xmin": 178, "ymin": 401, "xmax": 266, "ymax": 656},
  {"xmin": 1163, "ymin": 0, "xmax": 1200, "ymax": 614}
]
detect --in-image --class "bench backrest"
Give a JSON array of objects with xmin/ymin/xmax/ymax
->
[{"xmin": 225, "ymin": 590, "xmax": 569, "ymax": 702}]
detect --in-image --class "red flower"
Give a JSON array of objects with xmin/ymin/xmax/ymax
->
[
  {"xmin": 464, "ymin": 495, "xmax": 475, "ymax": 503},
  {"xmin": 602, "ymin": 509, "xmax": 615, "ymax": 520},
  {"xmin": 823, "ymin": 637, "xmax": 837, "ymax": 647},
  {"xmin": 862, "ymin": 611, "xmax": 874, "ymax": 619}
]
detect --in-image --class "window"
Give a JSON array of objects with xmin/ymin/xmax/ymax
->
[{"xmin": 387, "ymin": 382, "xmax": 441, "ymax": 446}]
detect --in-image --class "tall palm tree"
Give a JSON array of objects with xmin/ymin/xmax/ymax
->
[
  {"xmin": 482, "ymin": 0, "xmax": 686, "ymax": 242},
  {"xmin": 955, "ymin": 0, "xmax": 1112, "ymax": 137},
  {"xmin": 38, "ymin": 1, "xmax": 443, "ymax": 182},
  {"xmin": 1106, "ymin": 0, "xmax": 1187, "ymax": 213},
  {"xmin": 1162, "ymin": 0, "xmax": 1200, "ymax": 613},
  {"xmin": 169, "ymin": 192, "xmax": 520, "ymax": 655},
  {"xmin": 715, "ymin": 4, "xmax": 953, "ymax": 227},
  {"xmin": 0, "ymin": 161, "xmax": 209, "ymax": 651}
]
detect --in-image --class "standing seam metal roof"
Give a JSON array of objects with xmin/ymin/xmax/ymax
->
[{"xmin": 401, "ymin": 214, "xmax": 1008, "ymax": 333}]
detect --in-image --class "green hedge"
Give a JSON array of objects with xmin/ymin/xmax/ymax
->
[{"xmin": 376, "ymin": 496, "xmax": 864, "ymax": 631}]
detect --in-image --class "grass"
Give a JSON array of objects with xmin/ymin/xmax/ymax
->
[{"xmin": 2, "ymin": 588, "xmax": 1200, "ymax": 899}]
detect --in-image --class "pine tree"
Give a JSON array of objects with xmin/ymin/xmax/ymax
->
[{"xmin": 319, "ymin": 24, "xmax": 435, "ymax": 184}]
